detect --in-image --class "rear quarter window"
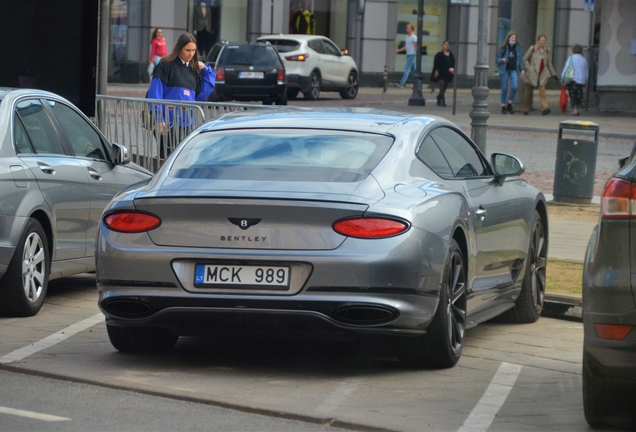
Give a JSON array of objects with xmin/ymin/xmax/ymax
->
[{"xmin": 170, "ymin": 129, "xmax": 394, "ymax": 183}]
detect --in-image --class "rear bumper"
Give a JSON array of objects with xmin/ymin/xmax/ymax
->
[
  {"xmin": 98, "ymin": 289, "xmax": 436, "ymax": 336},
  {"xmin": 287, "ymin": 74, "xmax": 310, "ymax": 92},
  {"xmin": 215, "ymin": 83, "xmax": 286, "ymax": 101}
]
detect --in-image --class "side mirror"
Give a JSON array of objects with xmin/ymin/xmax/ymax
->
[
  {"xmin": 491, "ymin": 153, "xmax": 525, "ymax": 186},
  {"xmin": 112, "ymin": 143, "xmax": 131, "ymax": 165}
]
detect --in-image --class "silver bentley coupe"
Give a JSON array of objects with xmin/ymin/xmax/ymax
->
[{"xmin": 97, "ymin": 108, "xmax": 548, "ymax": 368}]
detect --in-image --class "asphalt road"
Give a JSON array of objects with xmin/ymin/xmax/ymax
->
[{"xmin": 0, "ymin": 275, "xmax": 594, "ymax": 432}]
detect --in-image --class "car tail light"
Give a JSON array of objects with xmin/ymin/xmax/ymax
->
[
  {"xmin": 333, "ymin": 217, "xmax": 409, "ymax": 239},
  {"xmin": 215, "ymin": 67, "xmax": 225, "ymax": 82},
  {"xmin": 277, "ymin": 69, "xmax": 285, "ymax": 85},
  {"xmin": 601, "ymin": 178, "xmax": 636, "ymax": 219},
  {"xmin": 595, "ymin": 323, "xmax": 634, "ymax": 341},
  {"xmin": 103, "ymin": 212, "xmax": 161, "ymax": 233},
  {"xmin": 285, "ymin": 53, "xmax": 309, "ymax": 61}
]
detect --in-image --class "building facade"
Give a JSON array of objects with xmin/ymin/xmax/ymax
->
[{"xmin": 110, "ymin": 0, "xmax": 635, "ymax": 112}]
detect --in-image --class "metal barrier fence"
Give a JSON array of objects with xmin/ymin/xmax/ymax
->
[{"xmin": 95, "ymin": 95, "xmax": 274, "ymax": 172}]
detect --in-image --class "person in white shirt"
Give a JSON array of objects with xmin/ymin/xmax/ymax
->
[
  {"xmin": 395, "ymin": 23, "xmax": 417, "ymax": 89},
  {"xmin": 562, "ymin": 44, "xmax": 589, "ymax": 116}
]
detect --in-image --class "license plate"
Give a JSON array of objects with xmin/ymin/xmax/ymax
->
[
  {"xmin": 194, "ymin": 264, "xmax": 289, "ymax": 288},
  {"xmin": 238, "ymin": 71, "xmax": 264, "ymax": 79}
]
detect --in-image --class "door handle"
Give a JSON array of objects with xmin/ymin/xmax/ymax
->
[
  {"xmin": 37, "ymin": 162, "xmax": 55, "ymax": 175},
  {"xmin": 87, "ymin": 168, "xmax": 102, "ymax": 180},
  {"xmin": 475, "ymin": 206, "xmax": 487, "ymax": 221}
]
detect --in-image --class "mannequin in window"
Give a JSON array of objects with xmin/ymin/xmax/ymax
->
[{"xmin": 193, "ymin": 1, "xmax": 212, "ymax": 57}]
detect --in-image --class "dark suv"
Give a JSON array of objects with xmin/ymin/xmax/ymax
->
[{"xmin": 205, "ymin": 42, "xmax": 287, "ymax": 105}]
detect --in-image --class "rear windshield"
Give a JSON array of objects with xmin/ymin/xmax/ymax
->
[
  {"xmin": 262, "ymin": 40, "xmax": 301, "ymax": 53},
  {"xmin": 219, "ymin": 45, "xmax": 281, "ymax": 67},
  {"xmin": 170, "ymin": 129, "xmax": 394, "ymax": 182}
]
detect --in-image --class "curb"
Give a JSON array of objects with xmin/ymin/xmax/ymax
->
[{"xmin": 543, "ymin": 293, "xmax": 582, "ymax": 322}]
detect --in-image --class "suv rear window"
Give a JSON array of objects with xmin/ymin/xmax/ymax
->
[
  {"xmin": 218, "ymin": 45, "xmax": 281, "ymax": 67},
  {"xmin": 170, "ymin": 129, "xmax": 394, "ymax": 182},
  {"xmin": 262, "ymin": 40, "xmax": 301, "ymax": 53}
]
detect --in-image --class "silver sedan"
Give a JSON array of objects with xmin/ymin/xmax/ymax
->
[
  {"xmin": 97, "ymin": 108, "xmax": 548, "ymax": 368},
  {"xmin": 0, "ymin": 89, "xmax": 152, "ymax": 317}
]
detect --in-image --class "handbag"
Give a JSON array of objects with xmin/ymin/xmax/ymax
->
[
  {"xmin": 559, "ymin": 85, "xmax": 568, "ymax": 113},
  {"xmin": 562, "ymin": 56, "xmax": 574, "ymax": 85}
]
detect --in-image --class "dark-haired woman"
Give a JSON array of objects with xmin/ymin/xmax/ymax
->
[
  {"xmin": 496, "ymin": 31, "xmax": 525, "ymax": 114},
  {"xmin": 430, "ymin": 41, "xmax": 455, "ymax": 107},
  {"xmin": 147, "ymin": 32, "xmax": 215, "ymax": 158}
]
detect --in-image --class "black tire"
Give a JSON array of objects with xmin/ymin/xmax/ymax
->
[
  {"xmin": 0, "ymin": 219, "xmax": 49, "ymax": 317},
  {"xmin": 583, "ymin": 349, "xmax": 607, "ymax": 428},
  {"xmin": 398, "ymin": 239, "xmax": 467, "ymax": 369},
  {"xmin": 303, "ymin": 72, "xmax": 320, "ymax": 100},
  {"xmin": 262, "ymin": 99, "xmax": 274, "ymax": 105},
  {"xmin": 287, "ymin": 89, "xmax": 299, "ymax": 100},
  {"xmin": 339, "ymin": 71, "xmax": 359, "ymax": 99},
  {"xmin": 275, "ymin": 91, "xmax": 288, "ymax": 105},
  {"xmin": 501, "ymin": 210, "xmax": 546, "ymax": 323},
  {"xmin": 106, "ymin": 324, "xmax": 178, "ymax": 353}
]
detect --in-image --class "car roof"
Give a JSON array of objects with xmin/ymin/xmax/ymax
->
[
  {"xmin": 201, "ymin": 108, "xmax": 448, "ymax": 135},
  {"xmin": 257, "ymin": 34, "xmax": 329, "ymax": 42}
]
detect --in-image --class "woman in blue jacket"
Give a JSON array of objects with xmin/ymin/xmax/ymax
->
[
  {"xmin": 496, "ymin": 31, "xmax": 525, "ymax": 115},
  {"xmin": 148, "ymin": 32, "xmax": 215, "ymax": 158}
]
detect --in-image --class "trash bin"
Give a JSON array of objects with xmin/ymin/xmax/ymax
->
[{"xmin": 553, "ymin": 120, "xmax": 600, "ymax": 204}]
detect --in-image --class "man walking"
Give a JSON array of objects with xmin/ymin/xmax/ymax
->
[{"xmin": 395, "ymin": 23, "xmax": 417, "ymax": 89}]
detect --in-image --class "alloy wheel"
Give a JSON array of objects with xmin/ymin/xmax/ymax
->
[
  {"xmin": 22, "ymin": 232, "xmax": 46, "ymax": 303},
  {"xmin": 530, "ymin": 219, "xmax": 547, "ymax": 311},
  {"xmin": 445, "ymin": 248, "xmax": 467, "ymax": 355}
]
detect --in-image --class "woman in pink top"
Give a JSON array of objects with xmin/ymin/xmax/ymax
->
[{"xmin": 149, "ymin": 28, "xmax": 168, "ymax": 67}]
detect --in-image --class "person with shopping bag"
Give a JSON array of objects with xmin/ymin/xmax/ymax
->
[{"xmin": 561, "ymin": 44, "xmax": 589, "ymax": 116}]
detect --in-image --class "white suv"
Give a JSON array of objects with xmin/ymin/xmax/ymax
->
[{"xmin": 256, "ymin": 34, "xmax": 358, "ymax": 100}]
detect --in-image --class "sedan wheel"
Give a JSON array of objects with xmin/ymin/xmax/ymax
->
[
  {"xmin": 339, "ymin": 71, "xmax": 359, "ymax": 99},
  {"xmin": 398, "ymin": 239, "xmax": 467, "ymax": 368},
  {"xmin": 304, "ymin": 72, "xmax": 320, "ymax": 100},
  {"xmin": 107, "ymin": 324, "xmax": 178, "ymax": 353},
  {"xmin": 0, "ymin": 219, "xmax": 49, "ymax": 317},
  {"xmin": 502, "ymin": 210, "xmax": 546, "ymax": 323}
]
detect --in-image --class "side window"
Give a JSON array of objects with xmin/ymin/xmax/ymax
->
[
  {"xmin": 47, "ymin": 100, "xmax": 107, "ymax": 160},
  {"xmin": 13, "ymin": 114, "xmax": 35, "ymax": 154},
  {"xmin": 16, "ymin": 99, "xmax": 66, "ymax": 155},
  {"xmin": 323, "ymin": 40, "xmax": 341, "ymax": 56},
  {"xmin": 417, "ymin": 135, "xmax": 453, "ymax": 178},
  {"xmin": 430, "ymin": 127, "xmax": 487, "ymax": 178},
  {"xmin": 308, "ymin": 39, "xmax": 325, "ymax": 54}
]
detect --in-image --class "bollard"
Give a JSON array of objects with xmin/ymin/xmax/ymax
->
[{"xmin": 383, "ymin": 65, "xmax": 388, "ymax": 93}]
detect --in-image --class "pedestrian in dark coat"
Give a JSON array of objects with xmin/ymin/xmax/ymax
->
[{"xmin": 430, "ymin": 41, "xmax": 455, "ymax": 107}]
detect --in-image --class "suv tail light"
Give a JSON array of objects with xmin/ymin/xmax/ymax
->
[
  {"xmin": 277, "ymin": 69, "xmax": 285, "ymax": 85},
  {"xmin": 333, "ymin": 217, "xmax": 409, "ymax": 239},
  {"xmin": 285, "ymin": 53, "xmax": 309, "ymax": 62},
  {"xmin": 215, "ymin": 67, "xmax": 225, "ymax": 82},
  {"xmin": 601, "ymin": 178, "xmax": 636, "ymax": 219},
  {"xmin": 104, "ymin": 211, "xmax": 161, "ymax": 233}
]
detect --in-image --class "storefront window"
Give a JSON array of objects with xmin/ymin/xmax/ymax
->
[
  {"xmin": 497, "ymin": 0, "xmax": 512, "ymax": 48},
  {"xmin": 110, "ymin": 0, "xmax": 128, "ymax": 73},
  {"xmin": 395, "ymin": 0, "xmax": 448, "ymax": 75},
  {"xmin": 287, "ymin": 0, "xmax": 348, "ymax": 49}
]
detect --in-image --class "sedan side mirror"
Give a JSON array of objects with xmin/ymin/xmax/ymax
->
[
  {"xmin": 491, "ymin": 153, "xmax": 525, "ymax": 186},
  {"xmin": 112, "ymin": 143, "xmax": 131, "ymax": 165}
]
